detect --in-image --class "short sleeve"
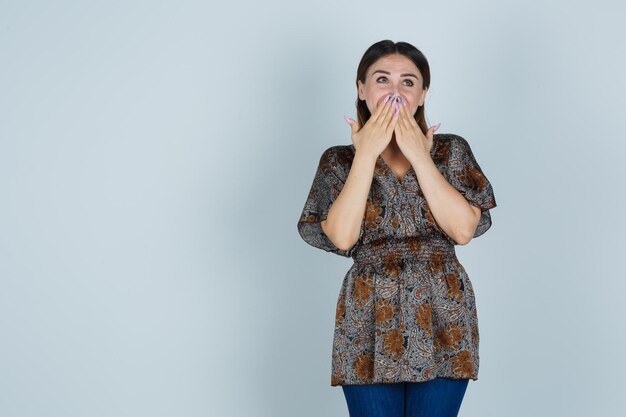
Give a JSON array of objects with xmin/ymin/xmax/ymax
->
[
  {"xmin": 446, "ymin": 135, "xmax": 497, "ymax": 239},
  {"xmin": 297, "ymin": 147, "xmax": 362, "ymax": 258}
]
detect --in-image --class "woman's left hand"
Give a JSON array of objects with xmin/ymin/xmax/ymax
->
[{"xmin": 393, "ymin": 97, "xmax": 440, "ymax": 164}]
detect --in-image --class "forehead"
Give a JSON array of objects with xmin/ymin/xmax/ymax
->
[{"xmin": 368, "ymin": 54, "xmax": 420, "ymax": 77}]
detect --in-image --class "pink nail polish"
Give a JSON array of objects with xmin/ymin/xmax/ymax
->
[{"xmin": 343, "ymin": 115, "xmax": 351, "ymax": 125}]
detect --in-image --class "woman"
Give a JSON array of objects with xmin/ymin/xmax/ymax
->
[{"xmin": 297, "ymin": 40, "xmax": 497, "ymax": 417}]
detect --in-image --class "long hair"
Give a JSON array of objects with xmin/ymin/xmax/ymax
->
[{"xmin": 355, "ymin": 40, "xmax": 431, "ymax": 135}]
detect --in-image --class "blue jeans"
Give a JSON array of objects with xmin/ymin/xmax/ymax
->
[{"xmin": 341, "ymin": 377, "xmax": 469, "ymax": 417}]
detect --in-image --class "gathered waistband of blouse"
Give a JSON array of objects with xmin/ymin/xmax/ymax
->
[{"xmin": 351, "ymin": 237, "xmax": 456, "ymax": 266}]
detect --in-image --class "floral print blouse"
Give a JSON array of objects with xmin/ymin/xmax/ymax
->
[{"xmin": 297, "ymin": 133, "xmax": 497, "ymax": 386}]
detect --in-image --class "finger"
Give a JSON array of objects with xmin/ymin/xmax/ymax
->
[
  {"xmin": 397, "ymin": 112, "xmax": 406, "ymax": 135},
  {"xmin": 385, "ymin": 101, "xmax": 399, "ymax": 131},
  {"xmin": 427, "ymin": 126, "xmax": 436, "ymax": 140},
  {"xmin": 387, "ymin": 104, "xmax": 400, "ymax": 134},
  {"xmin": 381, "ymin": 93, "xmax": 397, "ymax": 123},
  {"xmin": 395, "ymin": 99, "xmax": 407, "ymax": 131},
  {"xmin": 378, "ymin": 94, "xmax": 396, "ymax": 127},
  {"xmin": 372, "ymin": 93, "xmax": 394, "ymax": 124},
  {"xmin": 391, "ymin": 111, "xmax": 402, "ymax": 134},
  {"xmin": 344, "ymin": 116, "xmax": 360, "ymax": 135},
  {"xmin": 401, "ymin": 99, "xmax": 417, "ymax": 133},
  {"xmin": 402, "ymin": 100, "xmax": 419, "ymax": 129},
  {"xmin": 383, "ymin": 95, "xmax": 398, "ymax": 128},
  {"xmin": 392, "ymin": 96, "xmax": 400, "ymax": 118},
  {"xmin": 344, "ymin": 115, "xmax": 356, "ymax": 128},
  {"xmin": 392, "ymin": 96, "xmax": 403, "ymax": 129},
  {"xmin": 427, "ymin": 123, "xmax": 440, "ymax": 140},
  {"xmin": 367, "ymin": 97, "xmax": 386, "ymax": 126},
  {"xmin": 398, "ymin": 97, "xmax": 409, "ymax": 119}
]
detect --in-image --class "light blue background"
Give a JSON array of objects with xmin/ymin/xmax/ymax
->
[{"xmin": 1, "ymin": 1, "xmax": 624, "ymax": 416}]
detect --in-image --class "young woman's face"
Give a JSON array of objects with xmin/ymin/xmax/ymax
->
[{"xmin": 358, "ymin": 53, "xmax": 427, "ymax": 117}]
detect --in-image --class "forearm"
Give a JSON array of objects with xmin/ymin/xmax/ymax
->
[
  {"xmin": 410, "ymin": 152, "xmax": 480, "ymax": 245},
  {"xmin": 321, "ymin": 150, "xmax": 376, "ymax": 251}
]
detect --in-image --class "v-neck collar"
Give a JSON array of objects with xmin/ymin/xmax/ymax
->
[
  {"xmin": 348, "ymin": 135, "xmax": 440, "ymax": 186},
  {"xmin": 376, "ymin": 155, "xmax": 413, "ymax": 184}
]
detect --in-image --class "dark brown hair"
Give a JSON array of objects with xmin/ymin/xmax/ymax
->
[{"xmin": 355, "ymin": 40, "xmax": 431, "ymax": 135}]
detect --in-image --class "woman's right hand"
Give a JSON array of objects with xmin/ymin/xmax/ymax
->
[{"xmin": 345, "ymin": 93, "xmax": 399, "ymax": 160}]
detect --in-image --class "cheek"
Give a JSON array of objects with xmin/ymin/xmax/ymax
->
[
  {"xmin": 374, "ymin": 92, "xmax": 390, "ymax": 107},
  {"xmin": 402, "ymin": 92, "xmax": 419, "ymax": 105},
  {"xmin": 400, "ymin": 93, "xmax": 421, "ymax": 113},
  {"xmin": 367, "ymin": 93, "xmax": 391, "ymax": 112}
]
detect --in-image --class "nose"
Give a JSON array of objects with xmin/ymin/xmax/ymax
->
[
  {"xmin": 381, "ymin": 92, "xmax": 404, "ymax": 106},
  {"xmin": 385, "ymin": 92, "xmax": 402, "ymax": 100}
]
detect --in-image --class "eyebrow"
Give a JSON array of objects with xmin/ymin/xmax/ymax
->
[{"xmin": 371, "ymin": 69, "xmax": 419, "ymax": 80}]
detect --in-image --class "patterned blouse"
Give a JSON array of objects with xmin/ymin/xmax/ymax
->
[{"xmin": 297, "ymin": 133, "xmax": 497, "ymax": 386}]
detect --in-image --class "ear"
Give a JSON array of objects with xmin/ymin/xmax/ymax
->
[
  {"xmin": 419, "ymin": 86, "xmax": 428, "ymax": 107},
  {"xmin": 357, "ymin": 80, "xmax": 365, "ymax": 101}
]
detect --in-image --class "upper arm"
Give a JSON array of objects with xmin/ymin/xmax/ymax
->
[
  {"xmin": 469, "ymin": 204, "xmax": 481, "ymax": 225},
  {"xmin": 297, "ymin": 147, "xmax": 355, "ymax": 257},
  {"xmin": 446, "ymin": 134, "xmax": 497, "ymax": 240}
]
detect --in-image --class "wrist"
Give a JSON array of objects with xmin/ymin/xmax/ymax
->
[
  {"xmin": 354, "ymin": 148, "xmax": 378, "ymax": 166},
  {"xmin": 409, "ymin": 151, "xmax": 433, "ymax": 168}
]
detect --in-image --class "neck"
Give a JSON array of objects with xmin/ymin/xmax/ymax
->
[{"xmin": 383, "ymin": 136, "xmax": 402, "ymax": 157}]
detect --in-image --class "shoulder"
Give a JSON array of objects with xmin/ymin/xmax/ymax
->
[
  {"xmin": 316, "ymin": 144, "xmax": 353, "ymax": 180},
  {"xmin": 436, "ymin": 133, "xmax": 470, "ymax": 149},
  {"xmin": 432, "ymin": 133, "xmax": 473, "ymax": 163},
  {"xmin": 321, "ymin": 144, "xmax": 353, "ymax": 157},
  {"xmin": 319, "ymin": 144, "xmax": 354, "ymax": 167},
  {"xmin": 432, "ymin": 133, "xmax": 456, "ymax": 163}
]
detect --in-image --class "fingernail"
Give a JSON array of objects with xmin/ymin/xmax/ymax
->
[
  {"xmin": 343, "ymin": 115, "xmax": 352, "ymax": 125},
  {"xmin": 434, "ymin": 122, "xmax": 441, "ymax": 131},
  {"xmin": 394, "ymin": 107, "xmax": 399, "ymax": 116},
  {"xmin": 384, "ymin": 94, "xmax": 391, "ymax": 103},
  {"xmin": 397, "ymin": 96, "xmax": 402, "ymax": 104}
]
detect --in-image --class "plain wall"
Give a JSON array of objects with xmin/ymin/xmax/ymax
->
[{"xmin": 1, "ymin": 0, "xmax": 624, "ymax": 416}]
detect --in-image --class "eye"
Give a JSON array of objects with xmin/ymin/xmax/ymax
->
[{"xmin": 376, "ymin": 76, "xmax": 415, "ymax": 87}]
